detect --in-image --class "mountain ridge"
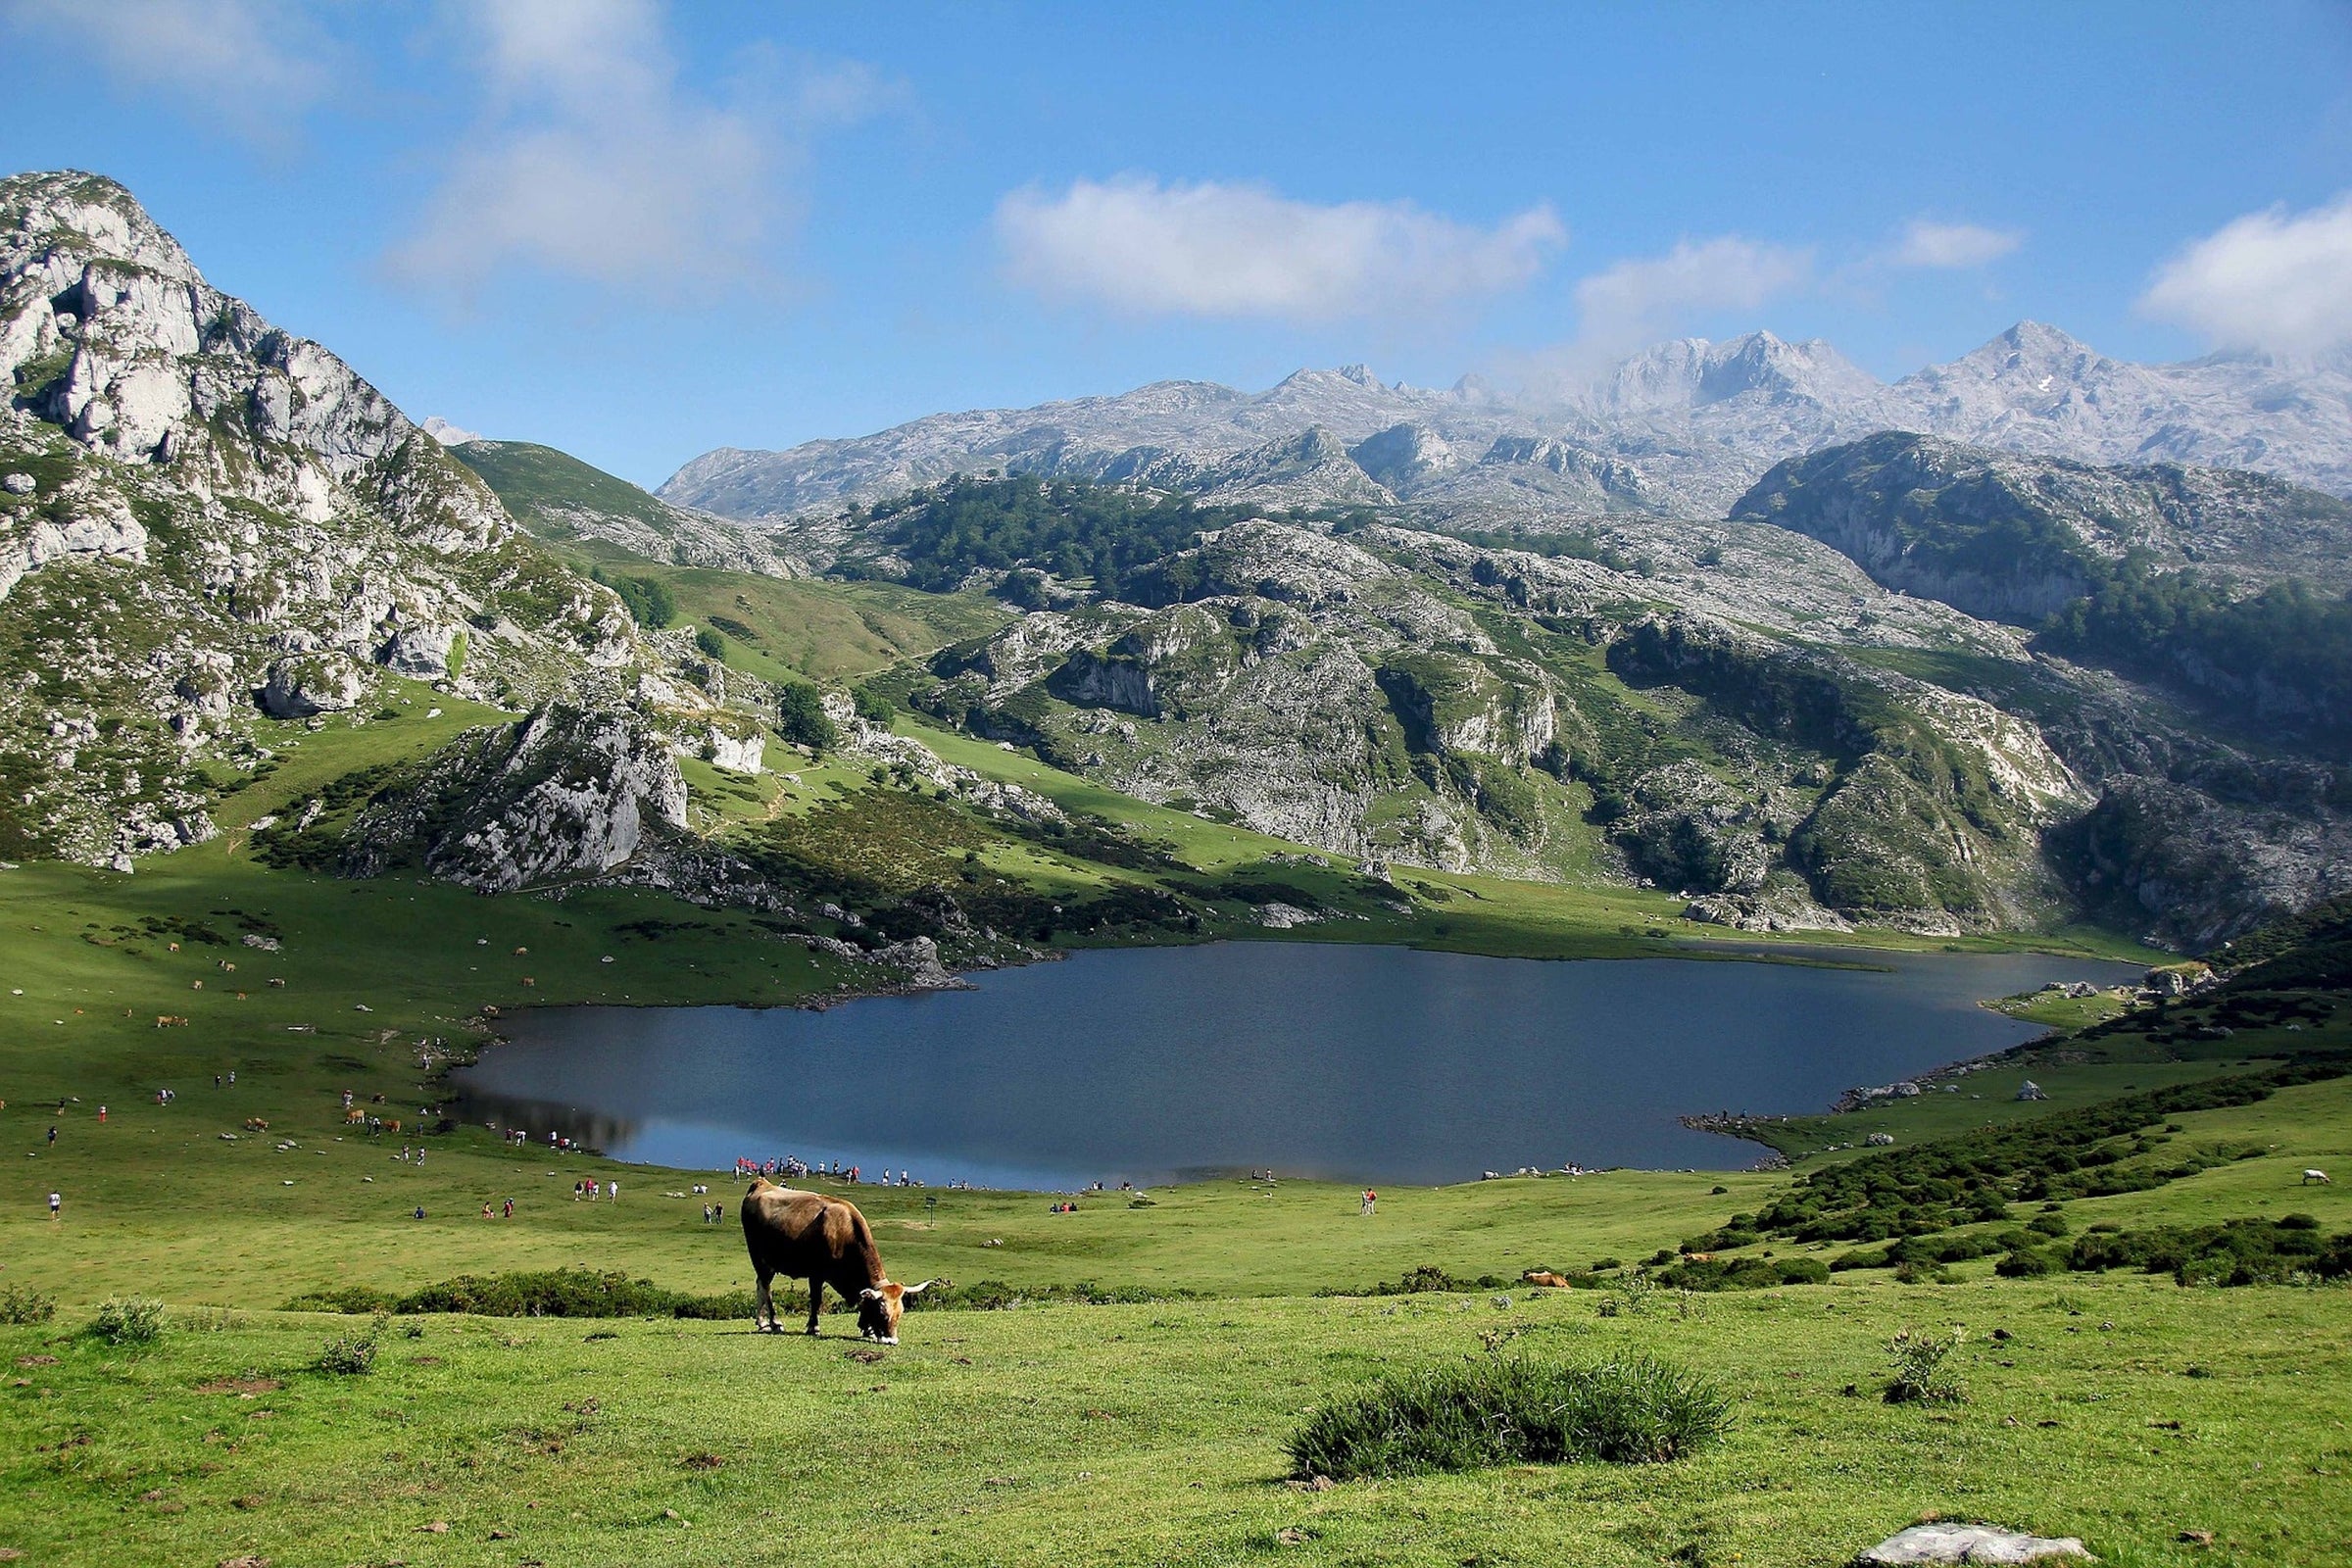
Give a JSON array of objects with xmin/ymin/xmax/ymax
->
[{"xmin": 661, "ymin": 321, "xmax": 2352, "ymax": 523}]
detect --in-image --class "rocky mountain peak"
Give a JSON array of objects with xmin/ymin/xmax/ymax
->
[
  {"xmin": 1906, "ymin": 319, "xmax": 2109, "ymax": 400},
  {"xmin": 1591, "ymin": 330, "xmax": 1881, "ymax": 413},
  {"xmin": 0, "ymin": 170, "xmax": 203, "ymax": 287}
]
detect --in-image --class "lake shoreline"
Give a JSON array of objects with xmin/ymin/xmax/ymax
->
[{"xmin": 449, "ymin": 942, "xmax": 2139, "ymax": 1190}]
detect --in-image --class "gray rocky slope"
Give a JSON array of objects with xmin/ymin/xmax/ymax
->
[
  {"xmin": 661, "ymin": 325, "xmax": 2352, "ymax": 528},
  {"xmin": 0, "ymin": 172, "xmax": 770, "ymax": 869},
  {"xmin": 856, "ymin": 444, "xmax": 2348, "ymax": 947},
  {"xmin": 1733, "ymin": 430, "xmax": 2352, "ymax": 621}
]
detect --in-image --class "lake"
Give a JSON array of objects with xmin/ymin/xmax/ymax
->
[{"xmin": 448, "ymin": 941, "xmax": 2138, "ymax": 1188}]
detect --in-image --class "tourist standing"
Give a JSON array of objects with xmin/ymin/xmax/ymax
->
[
  {"xmin": 48, "ymin": 1191, "xmax": 62, "ymax": 1221},
  {"xmin": 1360, "ymin": 1189, "xmax": 1376, "ymax": 1217}
]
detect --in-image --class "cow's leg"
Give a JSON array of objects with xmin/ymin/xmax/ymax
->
[
  {"xmin": 805, "ymin": 1278, "xmax": 823, "ymax": 1336},
  {"xmin": 753, "ymin": 1269, "xmax": 775, "ymax": 1333}
]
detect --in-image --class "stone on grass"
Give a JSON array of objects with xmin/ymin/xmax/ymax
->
[{"xmin": 1857, "ymin": 1523, "xmax": 2091, "ymax": 1565}]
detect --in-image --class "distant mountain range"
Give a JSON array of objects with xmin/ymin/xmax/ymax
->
[{"xmin": 661, "ymin": 324, "xmax": 2352, "ymax": 521}]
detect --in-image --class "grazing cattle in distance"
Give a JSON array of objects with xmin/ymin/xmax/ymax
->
[
  {"xmin": 1520, "ymin": 1270, "xmax": 1575, "ymax": 1289},
  {"xmin": 740, "ymin": 1178, "xmax": 939, "ymax": 1342},
  {"xmin": 2306, "ymin": 1169, "xmax": 2332, "ymax": 1186}
]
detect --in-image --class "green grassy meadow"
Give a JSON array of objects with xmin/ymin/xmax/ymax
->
[{"xmin": 0, "ymin": 683, "xmax": 2346, "ymax": 1563}]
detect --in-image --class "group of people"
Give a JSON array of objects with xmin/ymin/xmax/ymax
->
[
  {"xmin": 479, "ymin": 1199, "xmax": 514, "ymax": 1219},
  {"xmin": 731, "ymin": 1155, "xmax": 926, "ymax": 1187},
  {"xmin": 572, "ymin": 1178, "xmax": 619, "ymax": 1201}
]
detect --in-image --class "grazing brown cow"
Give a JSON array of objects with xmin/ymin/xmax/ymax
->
[
  {"xmin": 1520, "ymin": 1269, "xmax": 1575, "ymax": 1289},
  {"xmin": 740, "ymin": 1179, "xmax": 938, "ymax": 1343}
]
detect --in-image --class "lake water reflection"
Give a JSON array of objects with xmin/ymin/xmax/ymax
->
[{"xmin": 450, "ymin": 941, "xmax": 2137, "ymax": 1188}]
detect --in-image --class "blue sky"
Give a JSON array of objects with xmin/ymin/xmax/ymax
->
[{"xmin": 4, "ymin": 1, "xmax": 2350, "ymax": 487}]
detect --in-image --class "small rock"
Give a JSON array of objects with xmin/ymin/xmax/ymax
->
[
  {"xmin": 416, "ymin": 1521, "xmax": 449, "ymax": 1534},
  {"xmin": 1276, "ymin": 1527, "xmax": 1308, "ymax": 1545},
  {"xmin": 2178, "ymin": 1530, "xmax": 2214, "ymax": 1545},
  {"xmin": 1855, "ymin": 1523, "xmax": 2090, "ymax": 1564},
  {"xmin": 2, "ymin": 472, "xmax": 34, "ymax": 495}
]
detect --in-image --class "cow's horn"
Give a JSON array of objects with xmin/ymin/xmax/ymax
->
[
  {"xmin": 858, "ymin": 1287, "xmax": 883, "ymax": 1300},
  {"xmin": 902, "ymin": 1279, "xmax": 939, "ymax": 1296}
]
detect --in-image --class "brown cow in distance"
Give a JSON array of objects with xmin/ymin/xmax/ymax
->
[{"xmin": 741, "ymin": 1179, "xmax": 939, "ymax": 1343}]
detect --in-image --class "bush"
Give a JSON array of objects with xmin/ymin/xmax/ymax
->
[
  {"xmin": 1884, "ymin": 1327, "xmax": 1967, "ymax": 1404},
  {"xmin": 851, "ymin": 685, "xmax": 897, "ymax": 725},
  {"xmin": 317, "ymin": 1316, "xmax": 385, "ymax": 1374},
  {"xmin": 694, "ymin": 627, "xmax": 725, "ymax": 660},
  {"xmin": 776, "ymin": 684, "xmax": 839, "ymax": 753},
  {"xmin": 1596, "ymin": 1272, "xmax": 1655, "ymax": 1317},
  {"xmin": 2065, "ymin": 1215, "xmax": 2352, "ymax": 1286},
  {"xmin": 1288, "ymin": 1354, "xmax": 1730, "ymax": 1480},
  {"xmin": 0, "ymin": 1285, "xmax": 57, "ymax": 1325},
  {"xmin": 1995, "ymin": 1248, "xmax": 2057, "ymax": 1278},
  {"xmin": 286, "ymin": 1270, "xmax": 759, "ymax": 1321},
  {"xmin": 88, "ymin": 1297, "xmax": 166, "ymax": 1347}
]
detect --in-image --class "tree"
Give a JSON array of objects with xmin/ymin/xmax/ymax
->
[{"xmin": 776, "ymin": 684, "xmax": 839, "ymax": 752}]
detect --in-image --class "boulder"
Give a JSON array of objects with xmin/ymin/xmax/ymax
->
[
  {"xmin": 377, "ymin": 624, "xmax": 459, "ymax": 678},
  {"xmin": 707, "ymin": 725, "xmax": 764, "ymax": 775},
  {"xmin": 1856, "ymin": 1524, "xmax": 2089, "ymax": 1565},
  {"xmin": 258, "ymin": 654, "xmax": 368, "ymax": 718}
]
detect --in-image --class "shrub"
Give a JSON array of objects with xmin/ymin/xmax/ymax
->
[
  {"xmin": 88, "ymin": 1297, "xmax": 166, "ymax": 1347},
  {"xmin": 1884, "ymin": 1327, "xmax": 1967, "ymax": 1404},
  {"xmin": 2067, "ymin": 1215, "xmax": 2352, "ymax": 1287},
  {"xmin": 1287, "ymin": 1353, "xmax": 1730, "ymax": 1480},
  {"xmin": 286, "ymin": 1270, "xmax": 759, "ymax": 1321},
  {"xmin": 0, "ymin": 1285, "xmax": 57, "ymax": 1325},
  {"xmin": 776, "ymin": 684, "xmax": 839, "ymax": 752},
  {"xmin": 1995, "ymin": 1248, "xmax": 2057, "ymax": 1278},
  {"xmin": 1596, "ymin": 1272, "xmax": 1656, "ymax": 1318},
  {"xmin": 694, "ymin": 627, "xmax": 725, "ymax": 660},
  {"xmin": 317, "ymin": 1317, "xmax": 385, "ymax": 1374}
]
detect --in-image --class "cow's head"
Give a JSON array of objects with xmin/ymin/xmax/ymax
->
[{"xmin": 855, "ymin": 1278, "xmax": 939, "ymax": 1344}]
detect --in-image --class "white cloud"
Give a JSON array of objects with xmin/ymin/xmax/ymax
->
[
  {"xmin": 2140, "ymin": 192, "xmax": 2352, "ymax": 355},
  {"xmin": 388, "ymin": 1, "xmax": 902, "ymax": 300},
  {"xmin": 1887, "ymin": 219, "xmax": 2022, "ymax": 270},
  {"xmin": 1, "ymin": 0, "xmax": 333, "ymax": 145},
  {"xmin": 1571, "ymin": 235, "xmax": 1814, "ymax": 353},
  {"xmin": 996, "ymin": 176, "xmax": 1564, "ymax": 321}
]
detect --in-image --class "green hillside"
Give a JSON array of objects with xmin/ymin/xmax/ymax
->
[{"xmin": 449, "ymin": 438, "xmax": 684, "ymax": 538}]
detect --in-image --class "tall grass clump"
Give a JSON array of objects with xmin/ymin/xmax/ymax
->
[
  {"xmin": 1287, "ymin": 1353, "xmax": 1730, "ymax": 1480},
  {"xmin": 1884, "ymin": 1327, "xmax": 1967, "ymax": 1404},
  {"xmin": 87, "ymin": 1298, "xmax": 166, "ymax": 1348},
  {"xmin": 316, "ymin": 1315, "xmax": 386, "ymax": 1375},
  {"xmin": 0, "ymin": 1285, "xmax": 57, "ymax": 1325}
]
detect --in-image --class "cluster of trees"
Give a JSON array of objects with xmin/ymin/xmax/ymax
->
[
  {"xmin": 852, "ymin": 474, "xmax": 1257, "ymax": 598},
  {"xmin": 2038, "ymin": 560, "xmax": 2352, "ymax": 739},
  {"xmin": 588, "ymin": 565, "xmax": 675, "ymax": 629}
]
